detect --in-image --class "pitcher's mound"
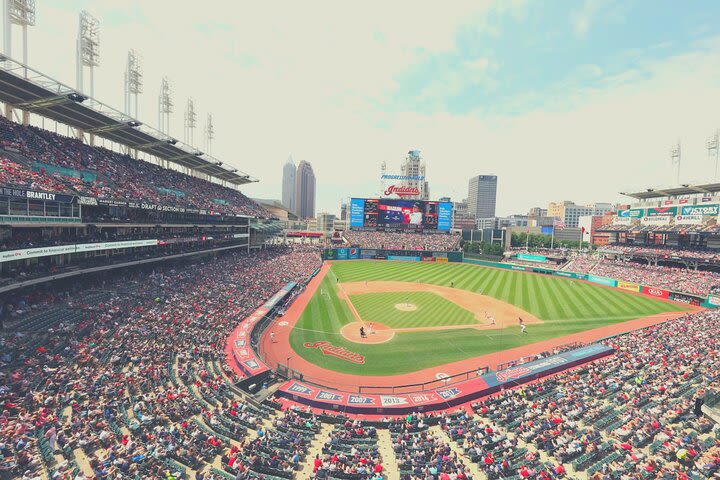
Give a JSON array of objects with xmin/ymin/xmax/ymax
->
[
  {"xmin": 341, "ymin": 322, "xmax": 395, "ymax": 344},
  {"xmin": 395, "ymin": 303, "xmax": 417, "ymax": 312}
]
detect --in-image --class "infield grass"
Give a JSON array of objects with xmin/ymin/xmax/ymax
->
[
  {"xmin": 349, "ymin": 291, "xmax": 477, "ymax": 329},
  {"xmin": 288, "ymin": 261, "xmax": 688, "ymax": 377}
]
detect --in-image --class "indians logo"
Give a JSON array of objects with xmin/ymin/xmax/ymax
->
[
  {"xmin": 304, "ymin": 341, "xmax": 365, "ymax": 364},
  {"xmin": 383, "ymin": 185, "xmax": 421, "ymax": 197},
  {"xmin": 496, "ymin": 366, "xmax": 531, "ymax": 383}
]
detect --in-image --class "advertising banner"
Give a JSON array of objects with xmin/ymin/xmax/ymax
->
[
  {"xmin": 435, "ymin": 257, "xmax": 449, "ymax": 263},
  {"xmin": 349, "ymin": 198, "xmax": 365, "ymax": 227},
  {"xmin": 0, "ymin": 239, "xmax": 159, "ymax": 263},
  {"xmin": 680, "ymin": 204, "xmax": 719, "ymax": 216},
  {"xmin": 641, "ymin": 216, "xmax": 671, "ymax": 225},
  {"xmin": 616, "ymin": 281, "xmax": 640, "ymax": 293},
  {"xmin": 613, "ymin": 216, "xmax": 632, "ymax": 224},
  {"xmin": 706, "ymin": 294, "xmax": 720, "ymax": 307},
  {"xmin": 617, "ymin": 209, "xmax": 643, "ymax": 218},
  {"xmin": 437, "ymin": 202, "xmax": 453, "ymax": 231},
  {"xmin": 0, "ymin": 186, "xmax": 75, "ymax": 203},
  {"xmin": 674, "ymin": 215, "xmax": 703, "ymax": 225},
  {"xmin": 336, "ymin": 248, "xmax": 349, "ymax": 260},
  {"xmin": 277, "ymin": 344, "xmax": 613, "ymax": 413},
  {"xmin": 517, "ymin": 253, "xmax": 547, "ymax": 263},
  {"xmin": 348, "ymin": 248, "xmax": 360, "ymax": 259},
  {"xmin": 387, "ymin": 255, "xmax": 421, "ymax": 262},
  {"xmin": 587, "ymin": 275, "xmax": 617, "ymax": 287},
  {"xmin": 421, "ymin": 257, "xmax": 435, "ymax": 262},
  {"xmin": 641, "ymin": 286, "xmax": 670, "ymax": 299},
  {"xmin": 646, "ymin": 206, "xmax": 677, "ymax": 217}
]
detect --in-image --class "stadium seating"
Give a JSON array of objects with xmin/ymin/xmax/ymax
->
[
  {"xmin": 343, "ymin": 231, "xmax": 461, "ymax": 251},
  {"xmin": 0, "ymin": 117, "xmax": 269, "ymax": 218},
  {"xmin": 1, "ymin": 243, "xmax": 718, "ymax": 480}
]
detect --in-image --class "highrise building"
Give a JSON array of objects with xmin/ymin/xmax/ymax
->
[
  {"xmin": 467, "ymin": 175, "xmax": 498, "ymax": 219},
  {"xmin": 399, "ymin": 150, "xmax": 429, "ymax": 200},
  {"xmin": 294, "ymin": 160, "xmax": 316, "ymax": 219},
  {"xmin": 281, "ymin": 155, "xmax": 296, "ymax": 213},
  {"xmin": 547, "ymin": 201, "xmax": 613, "ymax": 228}
]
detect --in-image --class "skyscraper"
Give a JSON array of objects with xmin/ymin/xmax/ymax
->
[
  {"xmin": 467, "ymin": 175, "xmax": 498, "ymax": 219},
  {"xmin": 281, "ymin": 155, "xmax": 296, "ymax": 213},
  {"xmin": 294, "ymin": 160, "xmax": 316, "ymax": 219},
  {"xmin": 398, "ymin": 150, "xmax": 429, "ymax": 200}
]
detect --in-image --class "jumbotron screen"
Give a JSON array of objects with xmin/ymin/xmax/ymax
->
[{"xmin": 349, "ymin": 198, "xmax": 453, "ymax": 231}]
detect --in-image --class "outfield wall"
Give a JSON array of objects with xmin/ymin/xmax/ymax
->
[{"xmin": 462, "ymin": 257, "xmax": 706, "ymax": 307}]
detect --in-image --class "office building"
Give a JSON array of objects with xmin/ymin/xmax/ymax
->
[
  {"xmin": 281, "ymin": 156, "xmax": 296, "ymax": 213},
  {"xmin": 548, "ymin": 201, "xmax": 613, "ymax": 228},
  {"xmin": 468, "ymin": 175, "xmax": 498, "ymax": 219},
  {"xmin": 294, "ymin": 160, "xmax": 316, "ymax": 219}
]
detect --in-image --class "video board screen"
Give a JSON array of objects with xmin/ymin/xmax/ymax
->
[{"xmin": 350, "ymin": 198, "xmax": 453, "ymax": 231}]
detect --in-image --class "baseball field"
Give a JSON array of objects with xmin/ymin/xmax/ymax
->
[{"xmin": 287, "ymin": 261, "xmax": 688, "ymax": 376}]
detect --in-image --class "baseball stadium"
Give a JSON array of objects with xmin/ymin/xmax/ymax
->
[{"xmin": 1, "ymin": 4, "xmax": 719, "ymax": 480}]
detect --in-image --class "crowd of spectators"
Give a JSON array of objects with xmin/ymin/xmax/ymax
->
[
  {"xmin": 464, "ymin": 309, "xmax": 719, "ymax": 479},
  {"xmin": 0, "ymin": 117, "xmax": 268, "ymax": 218},
  {"xmin": 570, "ymin": 257, "xmax": 720, "ymax": 296},
  {"xmin": 343, "ymin": 231, "xmax": 461, "ymax": 251},
  {"xmin": 0, "ymin": 245, "xmax": 321, "ymax": 479},
  {"xmin": 600, "ymin": 244, "xmax": 720, "ymax": 263},
  {"xmin": 1, "ymin": 233, "xmax": 719, "ymax": 479}
]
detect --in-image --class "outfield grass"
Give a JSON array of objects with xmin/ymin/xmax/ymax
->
[
  {"xmin": 349, "ymin": 291, "xmax": 477, "ymax": 329},
  {"xmin": 288, "ymin": 261, "xmax": 688, "ymax": 376}
]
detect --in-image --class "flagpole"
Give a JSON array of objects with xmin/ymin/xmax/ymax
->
[{"xmin": 551, "ymin": 226, "xmax": 555, "ymax": 250}]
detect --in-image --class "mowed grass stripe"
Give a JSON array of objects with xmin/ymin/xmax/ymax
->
[{"xmin": 287, "ymin": 261, "xmax": 690, "ymax": 376}]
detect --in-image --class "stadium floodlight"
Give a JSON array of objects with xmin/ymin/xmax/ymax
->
[
  {"xmin": 670, "ymin": 141, "xmax": 681, "ymax": 185},
  {"xmin": 204, "ymin": 113, "xmax": 214, "ymax": 155},
  {"xmin": 183, "ymin": 98, "xmax": 196, "ymax": 146},
  {"xmin": 124, "ymin": 49, "xmax": 143, "ymax": 117},
  {"xmin": 3, "ymin": 0, "xmax": 35, "ymax": 70},
  {"xmin": 707, "ymin": 130, "xmax": 719, "ymax": 180},
  {"xmin": 76, "ymin": 10, "xmax": 100, "ymax": 97},
  {"xmin": 158, "ymin": 76, "xmax": 173, "ymax": 135}
]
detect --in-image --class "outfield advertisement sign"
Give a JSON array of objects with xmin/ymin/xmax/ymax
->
[
  {"xmin": 668, "ymin": 292, "xmax": 702, "ymax": 306},
  {"xmin": 616, "ymin": 281, "xmax": 640, "ymax": 293},
  {"xmin": 587, "ymin": 275, "xmax": 617, "ymax": 287},
  {"xmin": 516, "ymin": 253, "xmax": 547, "ymax": 263},
  {"xmin": 680, "ymin": 204, "xmax": 719, "ymax": 216},
  {"xmin": 613, "ymin": 216, "xmax": 632, "ymax": 224},
  {"xmin": 641, "ymin": 286, "xmax": 670, "ymax": 299},
  {"xmin": 387, "ymin": 255, "xmax": 422, "ymax": 262},
  {"xmin": 276, "ymin": 344, "xmax": 614, "ymax": 413}
]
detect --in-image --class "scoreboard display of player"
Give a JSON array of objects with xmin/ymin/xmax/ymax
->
[{"xmin": 349, "ymin": 198, "xmax": 453, "ymax": 231}]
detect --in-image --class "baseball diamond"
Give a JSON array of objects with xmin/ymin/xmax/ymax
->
[{"xmin": 275, "ymin": 260, "xmax": 689, "ymax": 377}]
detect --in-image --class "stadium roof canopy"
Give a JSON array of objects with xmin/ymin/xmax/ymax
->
[
  {"xmin": 0, "ymin": 56, "xmax": 257, "ymax": 186},
  {"xmin": 620, "ymin": 182, "xmax": 720, "ymax": 200}
]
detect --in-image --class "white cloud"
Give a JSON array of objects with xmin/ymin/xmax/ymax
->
[{"xmin": 5, "ymin": 1, "xmax": 720, "ymax": 218}]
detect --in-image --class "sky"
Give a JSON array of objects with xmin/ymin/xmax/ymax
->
[{"xmin": 9, "ymin": 0, "xmax": 720, "ymax": 216}]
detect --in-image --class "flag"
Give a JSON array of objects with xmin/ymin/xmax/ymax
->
[
  {"xmin": 581, "ymin": 226, "xmax": 587, "ymax": 236},
  {"xmin": 553, "ymin": 217, "xmax": 565, "ymax": 230}
]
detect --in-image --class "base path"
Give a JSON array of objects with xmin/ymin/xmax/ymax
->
[{"xmin": 256, "ymin": 262, "xmax": 701, "ymax": 392}]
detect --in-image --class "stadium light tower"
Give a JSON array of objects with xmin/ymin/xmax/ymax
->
[
  {"xmin": 3, "ymin": 0, "xmax": 35, "ymax": 71},
  {"xmin": 183, "ymin": 98, "xmax": 196, "ymax": 146},
  {"xmin": 204, "ymin": 113, "xmax": 214, "ymax": 155},
  {"xmin": 707, "ymin": 130, "xmax": 719, "ymax": 180},
  {"xmin": 3, "ymin": 0, "xmax": 36, "ymax": 123},
  {"xmin": 158, "ymin": 76, "xmax": 173, "ymax": 135},
  {"xmin": 76, "ymin": 10, "xmax": 100, "ymax": 97},
  {"xmin": 670, "ymin": 141, "xmax": 681, "ymax": 185},
  {"xmin": 124, "ymin": 49, "xmax": 142, "ymax": 118}
]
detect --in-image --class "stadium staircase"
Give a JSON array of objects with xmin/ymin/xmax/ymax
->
[
  {"xmin": 376, "ymin": 429, "xmax": 400, "ymax": 479},
  {"xmin": 431, "ymin": 425, "xmax": 485, "ymax": 479}
]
